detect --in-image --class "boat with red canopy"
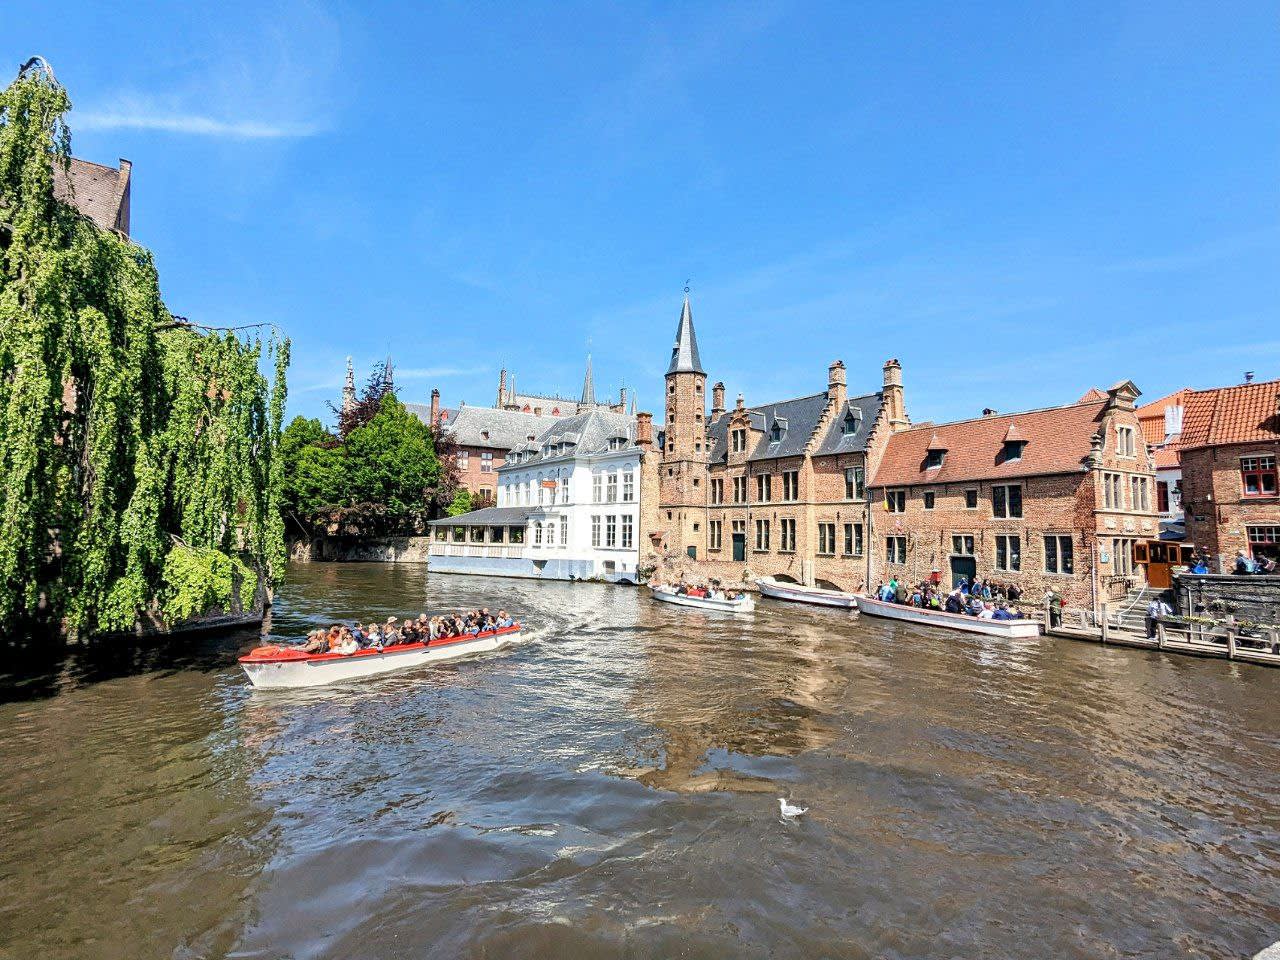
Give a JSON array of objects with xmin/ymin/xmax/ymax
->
[{"xmin": 239, "ymin": 624, "xmax": 522, "ymax": 689}]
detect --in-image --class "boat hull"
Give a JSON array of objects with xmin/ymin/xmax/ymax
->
[
  {"xmin": 239, "ymin": 626, "xmax": 522, "ymax": 689},
  {"xmin": 650, "ymin": 587, "xmax": 755, "ymax": 613},
  {"xmin": 756, "ymin": 577, "xmax": 858, "ymax": 609},
  {"xmin": 855, "ymin": 595, "xmax": 1041, "ymax": 638}
]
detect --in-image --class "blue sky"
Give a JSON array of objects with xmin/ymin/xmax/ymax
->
[{"xmin": 7, "ymin": 1, "xmax": 1278, "ymax": 425}]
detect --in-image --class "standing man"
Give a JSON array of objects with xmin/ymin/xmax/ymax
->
[{"xmin": 1145, "ymin": 594, "xmax": 1172, "ymax": 639}]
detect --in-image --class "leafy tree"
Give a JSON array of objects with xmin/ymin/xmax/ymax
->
[
  {"xmin": 446, "ymin": 489, "xmax": 473, "ymax": 517},
  {"xmin": 343, "ymin": 395, "xmax": 441, "ymax": 512}
]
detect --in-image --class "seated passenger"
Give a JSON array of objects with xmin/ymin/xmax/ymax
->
[
  {"xmin": 336, "ymin": 631, "xmax": 360, "ymax": 655},
  {"xmin": 497, "ymin": 609, "xmax": 513, "ymax": 628},
  {"xmin": 944, "ymin": 591, "xmax": 964, "ymax": 614},
  {"xmin": 300, "ymin": 630, "xmax": 326, "ymax": 654},
  {"xmin": 977, "ymin": 603, "xmax": 995, "ymax": 620}
]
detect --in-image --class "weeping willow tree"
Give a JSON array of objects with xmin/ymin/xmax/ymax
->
[{"xmin": 0, "ymin": 59, "xmax": 289, "ymax": 642}]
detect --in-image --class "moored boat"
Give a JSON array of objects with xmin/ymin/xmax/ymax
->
[
  {"xmin": 650, "ymin": 585, "xmax": 755, "ymax": 613},
  {"xmin": 756, "ymin": 576, "xmax": 858, "ymax": 609},
  {"xmin": 855, "ymin": 594, "xmax": 1041, "ymax": 638},
  {"xmin": 238, "ymin": 625, "xmax": 523, "ymax": 689}
]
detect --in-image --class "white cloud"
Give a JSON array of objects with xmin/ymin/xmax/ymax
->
[{"xmin": 75, "ymin": 106, "xmax": 321, "ymax": 139}]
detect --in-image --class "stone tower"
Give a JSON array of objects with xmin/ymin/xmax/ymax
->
[{"xmin": 660, "ymin": 295, "xmax": 708, "ymax": 558}]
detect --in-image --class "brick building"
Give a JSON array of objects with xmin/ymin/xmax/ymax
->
[
  {"xmin": 1135, "ymin": 388, "xmax": 1189, "ymax": 520},
  {"xmin": 652, "ymin": 295, "xmax": 900, "ymax": 590},
  {"xmin": 53, "ymin": 156, "xmax": 132, "ymax": 236},
  {"xmin": 868, "ymin": 383, "xmax": 1160, "ymax": 609},
  {"xmin": 1178, "ymin": 376, "xmax": 1280, "ymax": 569}
]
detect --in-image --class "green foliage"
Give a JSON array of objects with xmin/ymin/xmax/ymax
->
[
  {"xmin": 282, "ymin": 396, "xmax": 445, "ymax": 520},
  {"xmin": 160, "ymin": 544, "xmax": 254, "ymax": 624},
  {"xmin": 0, "ymin": 64, "xmax": 289, "ymax": 640},
  {"xmin": 446, "ymin": 489, "xmax": 473, "ymax": 517}
]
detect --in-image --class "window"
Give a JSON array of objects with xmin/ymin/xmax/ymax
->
[
  {"xmin": 560, "ymin": 520, "xmax": 568, "ymax": 546},
  {"xmin": 605, "ymin": 515, "xmax": 617, "ymax": 548},
  {"xmin": 559, "ymin": 475, "xmax": 569, "ymax": 504},
  {"xmin": 709, "ymin": 520, "xmax": 723, "ymax": 551},
  {"xmin": 668, "ymin": 382, "xmax": 675, "ymax": 394},
  {"xmin": 1116, "ymin": 425, "xmax": 1136, "ymax": 457},
  {"xmin": 606, "ymin": 472, "xmax": 618, "ymax": 503},
  {"xmin": 992, "ymin": 484, "xmax": 1022, "ymax": 518},
  {"xmin": 780, "ymin": 518, "xmax": 797, "ymax": 552},
  {"xmin": 783, "ymin": 471, "xmax": 800, "ymax": 501},
  {"xmin": 885, "ymin": 535, "xmax": 907, "ymax": 564},
  {"xmin": 1103, "ymin": 472, "xmax": 1123, "ymax": 509},
  {"xmin": 1241, "ymin": 456, "xmax": 1278, "ymax": 497},
  {"xmin": 843, "ymin": 522, "xmax": 863, "ymax": 557},
  {"xmin": 481, "ymin": 451, "xmax": 493, "ymax": 472},
  {"xmin": 458, "ymin": 450, "xmax": 469, "ymax": 470},
  {"xmin": 733, "ymin": 476, "xmax": 747, "ymax": 503},
  {"xmin": 1248, "ymin": 525, "xmax": 1279, "ymax": 562},
  {"xmin": 995, "ymin": 534, "xmax": 1021, "ymax": 571},
  {"xmin": 533, "ymin": 522, "xmax": 543, "ymax": 545},
  {"xmin": 731, "ymin": 429, "xmax": 747, "ymax": 453},
  {"xmin": 591, "ymin": 515, "xmax": 601, "ymax": 548},
  {"xmin": 623, "ymin": 470, "xmax": 635, "ymax": 502},
  {"xmin": 489, "ymin": 526, "xmax": 505, "ymax": 543},
  {"xmin": 844, "ymin": 466, "xmax": 865, "ymax": 500},
  {"xmin": 923, "ymin": 491, "xmax": 936, "ymax": 510},
  {"xmin": 1002, "ymin": 440, "xmax": 1025, "ymax": 462},
  {"xmin": 509, "ymin": 526, "xmax": 524, "ymax": 544},
  {"xmin": 451, "ymin": 525, "xmax": 466, "ymax": 543},
  {"xmin": 885, "ymin": 489, "xmax": 906, "ymax": 512},
  {"xmin": 842, "ymin": 409, "xmax": 862, "ymax": 434},
  {"xmin": 951, "ymin": 535, "xmax": 974, "ymax": 555},
  {"xmin": 592, "ymin": 473, "xmax": 603, "ymax": 503},
  {"xmin": 545, "ymin": 521, "xmax": 555, "ymax": 545},
  {"xmin": 754, "ymin": 519, "xmax": 770, "ymax": 551},
  {"xmin": 964, "ymin": 489, "xmax": 978, "ymax": 509},
  {"xmin": 1157, "ymin": 480, "xmax": 1170, "ymax": 513},
  {"xmin": 1044, "ymin": 534, "xmax": 1074, "ymax": 574},
  {"xmin": 479, "ymin": 487, "xmax": 492, "ymax": 501},
  {"xmin": 1112, "ymin": 538, "xmax": 1135, "ymax": 575},
  {"xmin": 925, "ymin": 449, "xmax": 945, "ymax": 469},
  {"xmin": 817, "ymin": 522, "xmax": 836, "ymax": 555},
  {"xmin": 757, "ymin": 474, "xmax": 772, "ymax": 501},
  {"xmin": 770, "ymin": 422, "xmax": 782, "ymax": 443},
  {"xmin": 1130, "ymin": 475, "xmax": 1150, "ymax": 512},
  {"xmin": 711, "ymin": 478, "xmax": 724, "ymax": 504}
]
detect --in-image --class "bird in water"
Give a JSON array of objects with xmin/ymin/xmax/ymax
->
[{"xmin": 778, "ymin": 798, "xmax": 808, "ymax": 818}]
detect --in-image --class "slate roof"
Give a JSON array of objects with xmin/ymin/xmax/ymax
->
[
  {"xmin": 666, "ymin": 297, "xmax": 704, "ymax": 375},
  {"xmin": 814, "ymin": 391, "xmax": 884, "ymax": 457},
  {"xmin": 872, "ymin": 400, "xmax": 1110, "ymax": 487},
  {"xmin": 409, "ymin": 404, "xmax": 561, "ymax": 450},
  {"xmin": 504, "ymin": 409, "xmax": 637, "ymax": 468},
  {"xmin": 428, "ymin": 505, "xmax": 534, "ymax": 526},
  {"xmin": 53, "ymin": 157, "xmax": 131, "ymax": 234},
  {"xmin": 1178, "ymin": 378, "xmax": 1280, "ymax": 449}
]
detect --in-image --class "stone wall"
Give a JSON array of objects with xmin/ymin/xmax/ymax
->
[
  {"xmin": 289, "ymin": 536, "xmax": 433, "ymax": 563},
  {"xmin": 1174, "ymin": 573, "xmax": 1280, "ymax": 624}
]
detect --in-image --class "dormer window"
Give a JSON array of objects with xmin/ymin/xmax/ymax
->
[
  {"xmin": 770, "ymin": 422, "xmax": 782, "ymax": 442},
  {"xmin": 842, "ymin": 410, "xmax": 862, "ymax": 435},
  {"xmin": 925, "ymin": 449, "xmax": 945, "ymax": 469},
  {"xmin": 1002, "ymin": 440, "xmax": 1026, "ymax": 462}
]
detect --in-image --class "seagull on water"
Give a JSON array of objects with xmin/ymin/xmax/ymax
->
[{"xmin": 778, "ymin": 798, "xmax": 808, "ymax": 818}]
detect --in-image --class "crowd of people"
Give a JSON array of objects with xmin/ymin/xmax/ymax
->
[
  {"xmin": 297, "ymin": 609, "xmax": 517, "ymax": 656},
  {"xmin": 873, "ymin": 576, "xmax": 1028, "ymax": 621},
  {"xmin": 1233, "ymin": 550, "xmax": 1278, "ymax": 576},
  {"xmin": 654, "ymin": 578, "xmax": 748, "ymax": 602}
]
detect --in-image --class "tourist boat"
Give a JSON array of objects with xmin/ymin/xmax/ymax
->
[
  {"xmin": 755, "ymin": 576, "xmax": 858, "ymax": 610},
  {"xmin": 238, "ymin": 625, "xmax": 523, "ymax": 689},
  {"xmin": 650, "ymin": 585, "xmax": 755, "ymax": 613},
  {"xmin": 854, "ymin": 594, "xmax": 1041, "ymax": 638}
]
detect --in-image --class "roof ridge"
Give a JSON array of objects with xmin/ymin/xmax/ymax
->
[{"xmin": 895, "ymin": 399, "xmax": 1105, "ymax": 433}]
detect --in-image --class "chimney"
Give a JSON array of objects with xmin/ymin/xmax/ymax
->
[
  {"xmin": 711, "ymin": 381, "xmax": 726, "ymax": 421},
  {"xmin": 430, "ymin": 388, "xmax": 441, "ymax": 426},
  {"xmin": 534, "ymin": 405, "xmax": 543, "ymax": 417},
  {"xmin": 497, "ymin": 369, "xmax": 507, "ymax": 408},
  {"xmin": 882, "ymin": 359, "xmax": 908, "ymax": 431},
  {"xmin": 982, "ymin": 407, "xmax": 998, "ymax": 417},
  {"xmin": 827, "ymin": 359, "xmax": 847, "ymax": 405},
  {"xmin": 636, "ymin": 411, "xmax": 653, "ymax": 449},
  {"xmin": 735, "ymin": 392, "xmax": 745, "ymax": 412}
]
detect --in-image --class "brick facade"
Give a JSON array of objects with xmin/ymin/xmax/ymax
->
[{"xmin": 1181, "ymin": 442, "xmax": 1280, "ymax": 566}]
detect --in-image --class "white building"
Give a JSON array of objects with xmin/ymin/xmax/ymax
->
[{"xmin": 428, "ymin": 410, "xmax": 644, "ymax": 582}]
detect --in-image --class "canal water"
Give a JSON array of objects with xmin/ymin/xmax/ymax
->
[{"xmin": 2, "ymin": 564, "xmax": 1278, "ymax": 960}]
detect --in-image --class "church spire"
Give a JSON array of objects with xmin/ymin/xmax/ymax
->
[
  {"xmin": 579, "ymin": 353, "xmax": 595, "ymax": 408},
  {"xmin": 342, "ymin": 356, "xmax": 356, "ymax": 414},
  {"xmin": 667, "ymin": 292, "xmax": 704, "ymax": 375}
]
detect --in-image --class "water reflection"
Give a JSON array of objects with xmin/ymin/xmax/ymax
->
[{"xmin": 1, "ymin": 563, "xmax": 1278, "ymax": 960}]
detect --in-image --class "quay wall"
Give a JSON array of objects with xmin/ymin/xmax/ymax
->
[
  {"xmin": 1175, "ymin": 573, "xmax": 1280, "ymax": 624},
  {"xmin": 289, "ymin": 536, "xmax": 433, "ymax": 563}
]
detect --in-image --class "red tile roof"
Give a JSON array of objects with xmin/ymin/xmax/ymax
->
[
  {"xmin": 1077, "ymin": 387, "xmax": 1108, "ymax": 403},
  {"xmin": 1178, "ymin": 378, "xmax": 1280, "ymax": 449},
  {"xmin": 872, "ymin": 401, "xmax": 1109, "ymax": 487},
  {"xmin": 1153, "ymin": 446, "xmax": 1180, "ymax": 470},
  {"xmin": 1135, "ymin": 388, "xmax": 1190, "ymax": 446}
]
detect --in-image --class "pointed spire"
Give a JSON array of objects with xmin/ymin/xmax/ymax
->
[
  {"xmin": 629, "ymin": 392, "xmax": 637, "ymax": 416},
  {"xmin": 342, "ymin": 356, "xmax": 356, "ymax": 414},
  {"xmin": 580, "ymin": 353, "xmax": 595, "ymax": 406},
  {"xmin": 666, "ymin": 293, "xmax": 704, "ymax": 375}
]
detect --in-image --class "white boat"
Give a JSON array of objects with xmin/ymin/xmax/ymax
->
[
  {"xmin": 855, "ymin": 594, "xmax": 1041, "ymax": 638},
  {"xmin": 650, "ymin": 585, "xmax": 755, "ymax": 613},
  {"xmin": 756, "ymin": 576, "xmax": 858, "ymax": 609},
  {"xmin": 238, "ymin": 625, "xmax": 523, "ymax": 689}
]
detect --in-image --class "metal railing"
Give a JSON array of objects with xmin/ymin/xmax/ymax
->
[{"xmin": 428, "ymin": 543, "xmax": 526, "ymax": 559}]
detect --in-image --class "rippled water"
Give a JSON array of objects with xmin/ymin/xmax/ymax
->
[{"xmin": 2, "ymin": 563, "xmax": 1279, "ymax": 959}]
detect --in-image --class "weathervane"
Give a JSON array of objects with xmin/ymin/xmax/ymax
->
[{"xmin": 684, "ymin": 279, "xmax": 690, "ymax": 295}]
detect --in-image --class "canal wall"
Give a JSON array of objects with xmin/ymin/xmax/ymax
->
[
  {"xmin": 1174, "ymin": 573, "xmax": 1280, "ymax": 624},
  {"xmin": 289, "ymin": 536, "xmax": 433, "ymax": 563}
]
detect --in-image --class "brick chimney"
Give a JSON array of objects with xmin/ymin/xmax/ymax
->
[
  {"xmin": 711, "ymin": 381, "xmax": 726, "ymax": 421},
  {"xmin": 828, "ymin": 359, "xmax": 847, "ymax": 405},
  {"xmin": 636, "ymin": 411, "xmax": 653, "ymax": 449},
  {"xmin": 430, "ymin": 388, "xmax": 441, "ymax": 426},
  {"xmin": 735, "ymin": 392, "xmax": 745, "ymax": 412},
  {"xmin": 882, "ymin": 359, "xmax": 908, "ymax": 431}
]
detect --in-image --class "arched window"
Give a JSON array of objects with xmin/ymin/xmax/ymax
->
[{"xmin": 533, "ymin": 521, "xmax": 543, "ymax": 545}]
